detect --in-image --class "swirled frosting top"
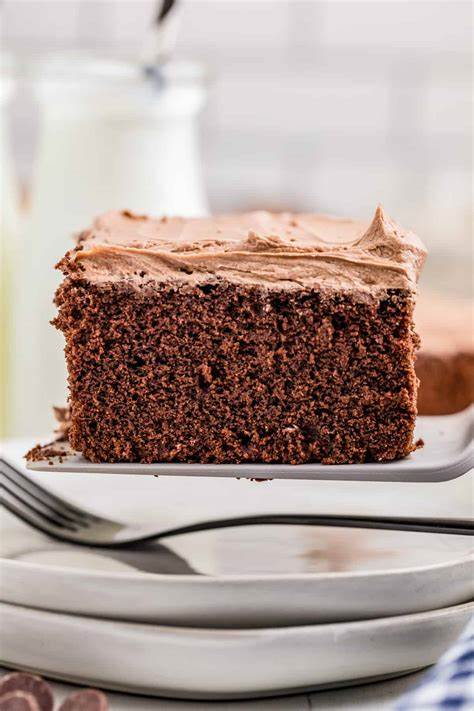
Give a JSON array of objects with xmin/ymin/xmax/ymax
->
[{"xmin": 61, "ymin": 206, "xmax": 426, "ymax": 291}]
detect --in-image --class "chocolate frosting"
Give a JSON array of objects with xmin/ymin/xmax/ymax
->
[{"xmin": 60, "ymin": 206, "xmax": 426, "ymax": 291}]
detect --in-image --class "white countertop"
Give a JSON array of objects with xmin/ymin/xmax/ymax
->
[{"xmin": 0, "ymin": 668, "xmax": 427, "ymax": 710}]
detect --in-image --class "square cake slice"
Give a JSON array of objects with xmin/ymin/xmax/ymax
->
[{"xmin": 53, "ymin": 206, "xmax": 426, "ymax": 465}]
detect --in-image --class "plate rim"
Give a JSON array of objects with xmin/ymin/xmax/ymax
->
[
  {"xmin": 2, "ymin": 598, "xmax": 473, "ymax": 635},
  {"xmin": 1, "ymin": 546, "xmax": 472, "ymax": 584}
]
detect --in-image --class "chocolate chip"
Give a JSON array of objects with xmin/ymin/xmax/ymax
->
[
  {"xmin": 58, "ymin": 689, "xmax": 108, "ymax": 711},
  {"xmin": 0, "ymin": 675, "xmax": 53, "ymax": 711},
  {"xmin": 0, "ymin": 691, "xmax": 40, "ymax": 711}
]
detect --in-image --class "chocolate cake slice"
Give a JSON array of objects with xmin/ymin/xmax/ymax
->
[{"xmin": 53, "ymin": 206, "xmax": 426, "ymax": 465}]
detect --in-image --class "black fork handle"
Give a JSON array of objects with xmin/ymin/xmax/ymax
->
[{"xmin": 138, "ymin": 513, "xmax": 474, "ymax": 546}]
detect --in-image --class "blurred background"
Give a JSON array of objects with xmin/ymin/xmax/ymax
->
[{"xmin": 0, "ymin": 0, "xmax": 472, "ymax": 437}]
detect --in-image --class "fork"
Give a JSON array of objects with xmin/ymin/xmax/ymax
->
[{"xmin": 1, "ymin": 457, "xmax": 473, "ymax": 548}]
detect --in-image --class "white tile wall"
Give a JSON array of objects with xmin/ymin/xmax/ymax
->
[
  {"xmin": 319, "ymin": 0, "xmax": 472, "ymax": 51},
  {"xmin": 304, "ymin": 163, "xmax": 402, "ymax": 218},
  {"xmin": 2, "ymin": 0, "xmax": 473, "ymax": 259},
  {"xmin": 110, "ymin": 1, "xmax": 155, "ymax": 43},
  {"xmin": 178, "ymin": 0, "xmax": 291, "ymax": 54},
  {"xmin": 2, "ymin": 1, "xmax": 80, "ymax": 45},
  {"xmin": 424, "ymin": 86, "xmax": 473, "ymax": 135},
  {"xmin": 210, "ymin": 72, "xmax": 391, "ymax": 135}
]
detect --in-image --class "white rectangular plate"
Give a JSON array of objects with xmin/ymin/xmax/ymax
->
[{"xmin": 27, "ymin": 407, "xmax": 473, "ymax": 483}]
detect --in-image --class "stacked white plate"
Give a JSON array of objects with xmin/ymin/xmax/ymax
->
[{"xmin": 1, "ymin": 429, "xmax": 473, "ymax": 700}]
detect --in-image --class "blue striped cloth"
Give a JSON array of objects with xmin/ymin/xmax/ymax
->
[{"xmin": 395, "ymin": 616, "xmax": 474, "ymax": 710}]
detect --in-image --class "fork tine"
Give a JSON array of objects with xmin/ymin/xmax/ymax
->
[
  {"xmin": 1, "ymin": 487, "xmax": 78, "ymax": 542},
  {"xmin": 1, "ymin": 480, "xmax": 80, "ymax": 531},
  {"xmin": 1, "ymin": 458, "xmax": 98, "ymax": 523},
  {"xmin": 1, "ymin": 470, "xmax": 86, "ymax": 527}
]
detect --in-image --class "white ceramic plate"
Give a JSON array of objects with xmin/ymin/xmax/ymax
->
[
  {"xmin": 1, "ymin": 507, "xmax": 473, "ymax": 627},
  {"xmin": 26, "ymin": 407, "xmax": 474, "ymax": 482},
  {"xmin": 1, "ymin": 601, "xmax": 472, "ymax": 700}
]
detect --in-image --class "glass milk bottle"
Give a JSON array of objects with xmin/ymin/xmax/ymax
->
[
  {"xmin": 11, "ymin": 54, "xmax": 208, "ymax": 436},
  {"xmin": 0, "ymin": 62, "xmax": 19, "ymax": 436}
]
